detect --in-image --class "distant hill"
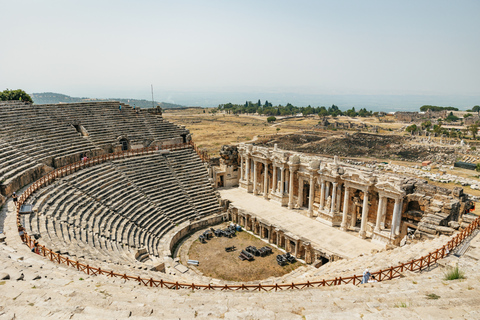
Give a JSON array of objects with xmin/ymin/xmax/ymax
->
[{"xmin": 31, "ymin": 92, "xmax": 187, "ymax": 109}]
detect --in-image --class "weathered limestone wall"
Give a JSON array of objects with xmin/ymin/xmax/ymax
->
[
  {"xmin": 0, "ymin": 165, "xmax": 52, "ymax": 197},
  {"xmin": 395, "ymin": 110, "xmax": 448, "ymax": 122},
  {"xmin": 228, "ymin": 205, "xmax": 341, "ymax": 264},
  {"xmin": 230, "ymin": 143, "xmax": 470, "ymax": 246},
  {"xmin": 212, "ymin": 145, "xmax": 240, "ymax": 188},
  {"xmin": 408, "ymin": 181, "xmax": 467, "ymax": 238},
  {"xmin": 52, "ymin": 148, "xmax": 106, "ymax": 168},
  {"xmin": 167, "ymin": 213, "xmax": 228, "ymax": 254}
]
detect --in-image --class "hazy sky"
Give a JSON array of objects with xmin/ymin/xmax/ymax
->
[{"xmin": 1, "ymin": 0, "xmax": 479, "ymax": 102}]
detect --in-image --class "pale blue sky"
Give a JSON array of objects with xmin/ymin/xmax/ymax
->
[{"xmin": 1, "ymin": 0, "xmax": 479, "ymax": 107}]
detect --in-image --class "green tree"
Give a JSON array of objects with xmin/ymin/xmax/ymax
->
[
  {"xmin": 345, "ymin": 107, "xmax": 357, "ymax": 117},
  {"xmin": 445, "ymin": 112, "xmax": 459, "ymax": 122},
  {"xmin": 318, "ymin": 106, "xmax": 328, "ymax": 117},
  {"xmin": 422, "ymin": 120, "xmax": 432, "ymax": 129},
  {"xmin": 0, "ymin": 89, "xmax": 33, "ymax": 102},
  {"xmin": 469, "ymin": 124, "xmax": 479, "ymax": 139},
  {"xmin": 433, "ymin": 122, "xmax": 443, "ymax": 136},
  {"xmin": 472, "ymin": 105, "xmax": 480, "ymax": 112},
  {"xmin": 420, "ymin": 105, "xmax": 459, "ymax": 112},
  {"xmin": 405, "ymin": 124, "xmax": 418, "ymax": 134},
  {"xmin": 267, "ymin": 116, "xmax": 276, "ymax": 123}
]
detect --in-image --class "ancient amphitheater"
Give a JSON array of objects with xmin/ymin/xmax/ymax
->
[{"xmin": 0, "ymin": 101, "xmax": 479, "ymax": 319}]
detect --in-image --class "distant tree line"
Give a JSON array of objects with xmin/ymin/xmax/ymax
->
[
  {"xmin": 419, "ymin": 105, "xmax": 459, "ymax": 112},
  {"xmin": 217, "ymin": 100, "xmax": 375, "ymax": 118},
  {"xmin": 0, "ymin": 89, "xmax": 32, "ymax": 102}
]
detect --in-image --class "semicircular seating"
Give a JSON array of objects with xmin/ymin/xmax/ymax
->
[{"xmin": 23, "ymin": 149, "xmax": 220, "ymax": 268}]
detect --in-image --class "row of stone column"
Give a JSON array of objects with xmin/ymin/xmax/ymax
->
[
  {"xmin": 319, "ymin": 180, "xmax": 343, "ymax": 214},
  {"xmin": 240, "ymin": 155, "xmax": 287, "ymax": 197},
  {"xmin": 240, "ymin": 155, "xmax": 404, "ymax": 239}
]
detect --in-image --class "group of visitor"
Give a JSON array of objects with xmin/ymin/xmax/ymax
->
[{"xmin": 361, "ymin": 269, "xmax": 377, "ymax": 284}]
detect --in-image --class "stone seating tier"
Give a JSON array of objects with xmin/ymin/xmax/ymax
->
[
  {"xmin": 22, "ymin": 150, "xmax": 220, "ymax": 269},
  {"xmin": 0, "ymin": 100, "xmax": 189, "ymax": 198},
  {"xmin": 0, "ymin": 106, "xmax": 99, "ymax": 166}
]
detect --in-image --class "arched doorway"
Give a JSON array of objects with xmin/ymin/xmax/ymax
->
[
  {"xmin": 303, "ymin": 182, "xmax": 310, "ymax": 207},
  {"xmin": 119, "ymin": 138, "xmax": 129, "ymax": 151}
]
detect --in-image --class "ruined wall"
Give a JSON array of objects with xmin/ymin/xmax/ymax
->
[
  {"xmin": 464, "ymin": 115, "xmax": 480, "ymax": 125},
  {"xmin": 219, "ymin": 145, "xmax": 238, "ymax": 166},
  {"xmin": 403, "ymin": 179, "xmax": 466, "ymax": 238},
  {"xmin": 0, "ymin": 165, "xmax": 52, "ymax": 197},
  {"xmin": 395, "ymin": 110, "xmax": 448, "ymax": 122},
  {"xmin": 395, "ymin": 112, "xmax": 419, "ymax": 122}
]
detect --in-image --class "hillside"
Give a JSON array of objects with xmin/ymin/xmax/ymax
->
[{"xmin": 31, "ymin": 92, "xmax": 187, "ymax": 109}]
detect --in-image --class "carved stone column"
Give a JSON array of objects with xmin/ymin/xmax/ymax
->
[
  {"xmin": 280, "ymin": 167, "xmax": 285, "ymax": 194},
  {"xmin": 359, "ymin": 190, "xmax": 369, "ymax": 238},
  {"xmin": 307, "ymin": 175, "xmax": 315, "ymax": 217},
  {"xmin": 319, "ymin": 179, "xmax": 325, "ymax": 210},
  {"xmin": 253, "ymin": 160, "xmax": 258, "ymax": 195},
  {"xmin": 330, "ymin": 182, "xmax": 338, "ymax": 214},
  {"xmin": 263, "ymin": 163, "xmax": 269, "ymax": 199},
  {"xmin": 391, "ymin": 198, "xmax": 400, "ymax": 237},
  {"xmin": 340, "ymin": 186, "xmax": 350, "ymax": 231},
  {"xmin": 272, "ymin": 164, "xmax": 277, "ymax": 193},
  {"xmin": 374, "ymin": 195, "xmax": 385, "ymax": 233},
  {"xmin": 336, "ymin": 183, "xmax": 342, "ymax": 212},
  {"xmin": 395, "ymin": 199, "xmax": 404, "ymax": 235},
  {"xmin": 325, "ymin": 182, "xmax": 330, "ymax": 204},
  {"xmin": 297, "ymin": 178, "xmax": 303, "ymax": 207},
  {"xmin": 288, "ymin": 167, "xmax": 296, "ymax": 209},
  {"xmin": 245, "ymin": 156, "xmax": 250, "ymax": 184},
  {"xmin": 240, "ymin": 154, "xmax": 244, "ymax": 181}
]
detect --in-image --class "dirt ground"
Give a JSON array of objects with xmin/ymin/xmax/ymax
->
[
  {"xmin": 163, "ymin": 109, "xmax": 321, "ymax": 155},
  {"xmin": 187, "ymin": 225, "xmax": 302, "ymax": 282},
  {"xmin": 163, "ymin": 109, "xmax": 460, "ymax": 163},
  {"xmin": 164, "ymin": 109, "xmax": 480, "ymax": 195}
]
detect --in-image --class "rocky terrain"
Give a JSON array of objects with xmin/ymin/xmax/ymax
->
[
  {"xmin": 1, "ymin": 195, "xmax": 480, "ymax": 319},
  {"xmin": 256, "ymin": 132, "xmax": 458, "ymax": 163}
]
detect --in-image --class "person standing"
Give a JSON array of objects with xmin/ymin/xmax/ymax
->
[
  {"xmin": 119, "ymin": 104, "xmax": 122, "ymax": 112},
  {"xmin": 361, "ymin": 269, "xmax": 371, "ymax": 284},
  {"xmin": 12, "ymin": 192, "xmax": 17, "ymax": 205},
  {"xmin": 18, "ymin": 224, "xmax": 25, "ymax": 242}
]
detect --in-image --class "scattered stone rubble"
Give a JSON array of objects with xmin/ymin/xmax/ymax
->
[
  {"xmin": 346, "ymin": 160, "xmax": 480, "ymax": 199},
  {"xmin": 259, "ymin": 132, "xmax": 457, "ymax": 163}
]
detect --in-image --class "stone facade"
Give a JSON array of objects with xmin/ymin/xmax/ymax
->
[
  {"xmin": 464, "ymin": 114, "xmax": 480, "ymax": 125},
  {"xmin": 315, "ymin": 118, "xmax": 378, "ymax": 132},
  {"xmin": 211, "ymin": 145, "xmax": 240, "ymax": 188},
  {"xmin": 228, "ymin": 206, "xmax": 340, "ymax": 265},
  {"xmin": 395, "ymin": 109, "xmax": 448, "ymax": 122},
  {"xmin": 234, "ymin": 143, "xmax": 469, "ymax": 246}
]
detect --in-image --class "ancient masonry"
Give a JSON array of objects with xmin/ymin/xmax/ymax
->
[
  {"xmin": 212, "ymin": 144, "xmax": 469, "ymax": 251},
  {"xmin": 0, "ymin": 100, "xmax": 189, "ymax": 198},
  {"xmin": 395, "ymin": 109, "xmax": 448, "ymax": 122},
  {"xmin": 0, "ymin": 100, "xmax": 221, "ymax": 270}
]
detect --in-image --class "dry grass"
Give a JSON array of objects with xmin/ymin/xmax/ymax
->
[
  {"xmin": 163, "ymin": 109, "xmax": 321, "ymax": 155},
  {"xmin": 164, "ymin": 109, "xmax": 480, "ymax": 197},
  {"xmin": 188, "ymin": 226, "xmax": 302, "ymax": 282}
]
